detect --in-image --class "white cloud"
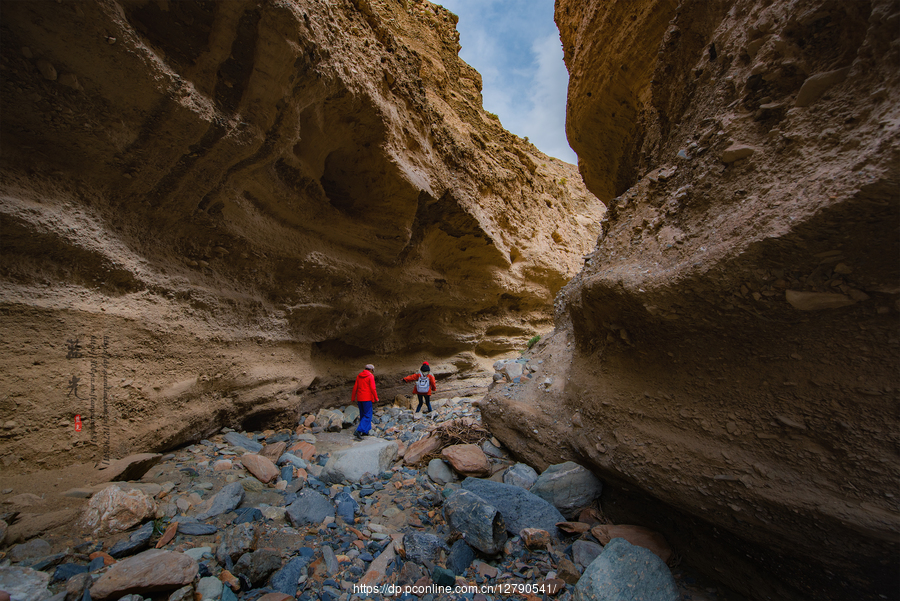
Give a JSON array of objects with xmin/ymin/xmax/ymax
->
[{"xmin": 437, "ymin": 0, "xmax": 576, "ymax": 163}]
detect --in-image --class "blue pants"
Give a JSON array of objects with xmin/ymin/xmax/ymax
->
[
  {"xmin": 416, "ymin": 394, "xmax": 432, "ymax": 413},
  {"xmin": 356, "ymin": 401, "xmax": 372, "ymax": 434}
]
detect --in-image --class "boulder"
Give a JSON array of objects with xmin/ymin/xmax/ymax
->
[
  {"xmin": 5, "ymin": 510, "xmax": 80, "ymax": 545},
  {"xmin": 443, "ymin": 489, "xmax": 507, "ymax": 555},
  {"xmin": 288, "ymin": 441, "xmax": 317, "ymax": 462},
  {"xmin": 233, "ymin": 548, "xmax": 282, "ymax": 586},
  {"xmin": 402, "ymin": 532, "xmax": 449, "ymax": 564},
  {"xmin": 80, "ymin": 485, "xmax": 157, "ymax": 536},
  {"xmin": 427, "ymin": 458, "xmax": 454, "ymax": 485},
  {"xmin": 286, "ymin": 489, "xmax": 335, "ymax": 527},
  {"xmin": 572, "ymin": 539, "xmax": 603, "ymax": 568},
  {"xmin": 269, "ymin": 555, "xmax": 312, "ymax": 595},
  {"xmin": 241, "ymin": 454, "xmax": 279, "ymax": 484},
  {"xmin": 520, "ymin": 528, "xmax": 551, "ymax": 548},
  {"xmin": 404, "ymin": 435, "xmax": 442, "ymax": 464},
  {"xmin": 359, "ymin": 543, "xmax": 395, "ymax": 587},
  {"xmin": 223, "ymin": 432, "xmax": 263, "ymax": 453},
  {"xmin": 320, "ymin": 438, "xmax": 398, "ymax": 483},
  {"xmin": 794, "ymin": 67, "xmax": 851, "ymax": 107},
  {"xmin": 109, "ymin": 521, "xmax": 154, "ymax": 558},
  {"xmin": 315, "ymin": 408, "xmax": 344, "ymax": 432},
  {"xmin": 334, "ymin": 491, "xmax": 359, "ymax": 523},
  {"xmin": 785, "ymin": 290, "xmax": 857, "ymax": 311},
  {"xmin": 446, "ymin": 539, "xmax": 475, "ymax": 575},
  {"xmin": 260, "ymin": 441, "xmax": 287, "ymax": 464},
  {"xmin": 0, "ymin": 566, "xmax": 51, "ymax": 601},
  {"xmin": 441, "ymin": 444, "xmax": 491, "ymax": 477},
  {"xmin": 9, "ymin": 538, "xmax": 51, "ymax": 562},
  {"xmin": 461, "ymin": 477, "xmax": 565, "ymax": 536},
  {"xmin": 503, "ymin": 463, "xmax": 538, "ymax": 489},
  {"xmin": 572, "ymin": 538, "xmax": 678, "ymax": 601},
  {"xmin": 590, "ymin": 524, "xmax": 673, "ymax": 564},
  {"xmin": 196, "ymin": 481, "xmax": 244, "ymax": 520},
  {"xmin": 342, "ymin": 405, "xmax": 360, "ymax": 427},
  {"xmin": 215, "ymin": 522, "xmax": 257, "ymax": 565},
  {"xmin": 530, "ymin": 461, "xmax": 602, "ymax": 519},
  {"xmin": 89, "ymin": 549, "xmax": 198, "ymax": 601},
  {"xmin": 196, "ymin": 577, "xmax": 223, "ymax": 601},
  {"xmin": 95, "ymin": 453, "xmax": 162, "ymax": 483}
]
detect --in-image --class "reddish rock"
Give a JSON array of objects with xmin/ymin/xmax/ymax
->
[
  {"xmin": 404, "ymin": 436, "xmax": 442, "ymax": 465},
  {"xmin": 304, "ymin": 415, "xmax": 316, "ymax": 428},
  {"xmin": 288, "ymin": 441, "xmax": 317, "ymax": 461},
  {"xmin": 257, "ymin": 594, "xmax": 292, "ymax": 601},
  {"xmin": 89, "ymin": 550, "xmax": 116, "ymax": 566},
  {"xmin": 241, "ymin": 454, "xmax": 279, "ymax": 484},
  {"xmin": 556, "ymin": 557, "xmax": 581, "ymax": 585},
  {"xmin": 590, "ymin": 524, "xmax": 673, "ymax": 564},
  {"xmin": 213, "ymin": 459, "xmax": 233, "ymax": 471},
  {"xmin": 544, "ymin": 578, "xmax": 566, "ymax": 596},
  {"xmin": 89, "ymin": 549, "xmax": 197, "ymax": 600},
  {"xmin": 155, "ymin": 521, "xmax": 178, "ymax": 548},
  {"xmin": 519, "ymin": 527, "xmax": 551, "ymax": 548},
  {"xmin": 360, "ymin": 543, "xmax": 395, "ymax": 587},
  {"xmin": 556, "ymin": 521, "xmax": 590, "ymax": 534},
  {"xmin": 441, "ymin": 444, "xmax": 490, "ymax": 477},
  {"xmin": 219, "ymin": 570, "xmax": 240, "ymax": 591},
  {"xmin": 260, "ymin": 441, "xmax": 287, "ymax": 463}
]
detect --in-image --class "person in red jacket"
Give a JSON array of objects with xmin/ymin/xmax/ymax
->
[
  {"xmin": 352, "ymin": 364, "xmax": 378, "ymax": 439},
  {"xmin": 401, "ymin": 361, "xmax": 436, "ymax": 415}
]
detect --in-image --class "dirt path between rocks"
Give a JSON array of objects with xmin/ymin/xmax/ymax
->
[{"xmin": 0, "ymin": 375, "xmax": 736, "ymax": 601}]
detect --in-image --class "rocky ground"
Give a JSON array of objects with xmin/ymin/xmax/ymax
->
[{"xmin": 0, "ymin": 374, "xmax": 733, "ymax": 601}]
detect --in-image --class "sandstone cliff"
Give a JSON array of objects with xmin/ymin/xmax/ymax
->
[
  {"xmin": 0, "ymin": 0, "xmax": 604, "ymax": 467},
  {"xmin": 481, "ymin": 0, "xmax": 899, "ymax": 598}
]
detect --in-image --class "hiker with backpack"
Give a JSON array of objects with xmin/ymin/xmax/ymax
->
[{"xmin": 401, "ymin": 361, "xmax": 437, "ymax": 414}]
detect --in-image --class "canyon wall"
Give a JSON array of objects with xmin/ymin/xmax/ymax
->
[
  {"xmin": 481, "ymin": 0, "xmax": 899, "ymax": 599},
  {"xmin": 0, "ymin": 0, "xmax": 604, "ymax": 468}
]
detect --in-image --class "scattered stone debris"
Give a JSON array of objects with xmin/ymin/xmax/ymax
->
[{"xmin": 0, "ymin": 387, "xmax": 721, "ymax": 600}]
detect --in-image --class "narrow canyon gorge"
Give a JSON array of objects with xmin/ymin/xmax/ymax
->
[{"xmin": 0, "ymin": 0, "xmax": 897, "ymax": 600}]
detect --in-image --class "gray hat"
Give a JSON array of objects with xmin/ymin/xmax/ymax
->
[{"xmin": 365, "ymin": 364, "xmax": 375, "ymax": 371}]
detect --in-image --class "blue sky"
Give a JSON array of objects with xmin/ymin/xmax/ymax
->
[{"xmin": 438, "ymin": 0, "xmax": 577, "ymax": 164}]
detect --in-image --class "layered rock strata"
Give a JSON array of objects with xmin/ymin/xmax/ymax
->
[
  {"xmin": 482, "ymin": 0, "xmax": 899, "ymax": 599},
  {"xmin": 0, "ymin": 0, "xmax": 604, "ymax": 467}
]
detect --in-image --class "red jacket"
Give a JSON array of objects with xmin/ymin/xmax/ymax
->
[
  {"xmin": 352, "ymin": 370, "xmax": 378, "ymax": 403},
  {"xmin": 403, "ymin": 372, "xmax": 436, "ymax": 395}
]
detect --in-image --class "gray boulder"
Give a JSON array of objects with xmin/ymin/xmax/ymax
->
[
  {"xmin": 446, "ymin": 539, "xmax": 475, "ymax": 575},
  {"xmin": 286, "ymin": 489, "xmax": 335, "ymax": 527},
  {"xmin": 530, "ymin": 461, "xmax": 602, "ymax": 519},
  {"xmin": 320, "ymin": 438, "xmax": 398, "ymax": 484},
  {"xmin": 503, "ymin": 463, "xmax": 539, "ymax": 490},
  {"xmin": 0, "ymin": 566, "xmax": 51, "ymax": 601},
  {"xmin": 223, "ymin": 432, "xmax": 263, "ymax": 453},
  {"xmin": 461, "ymin": 477, "xmax": 565, "ymax": 535},
  {"xmin": 316, "ymin": 408, "xmax": 344, "ymax": 432},
  {"xmin": 427, "ymin": 459, "xmax": 454, "ymax": 485},
  {"xmin": 215, "ymin": 522, "xmax": 256, "ymax": 565},
  {"xmin": 342, "ymin": 405, "xmax": 360, "ymax": 427},
  {"xmin": 573, "ymin": 539, "xmax": 603, "ymax": 568},
  {"xmin": 443, "ymin": 489, "xmax": 507, "ymax": 555},
  {"xmin": 402, "ymin": 532, "xmax": 449, "ymax": 564},
  {"xmin": 573, "ymin": 538, "xmax": 679, "ymax": 601},
  {"xmin": 269, "ymin": 556, "xmax": 312, "ymax": 595},
  {"xmin": 109, "ymin": 521, "xmax": 154, "ymax": 558},
  {"xmin": 196, "ymin": 481, "xmax": 244, "ymax": 520},
  {"xmin": 233, "ymin": 548, "xmax": 282, "ymax": 586}
]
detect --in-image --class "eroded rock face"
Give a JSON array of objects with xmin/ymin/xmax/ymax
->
[
  {"xmin": 484, "ymin": 0, "xmax": 899, "ymax": 598},
  {"xmin": 0, "ymin": 0, "xmax": 603, "ymax": 466}
]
